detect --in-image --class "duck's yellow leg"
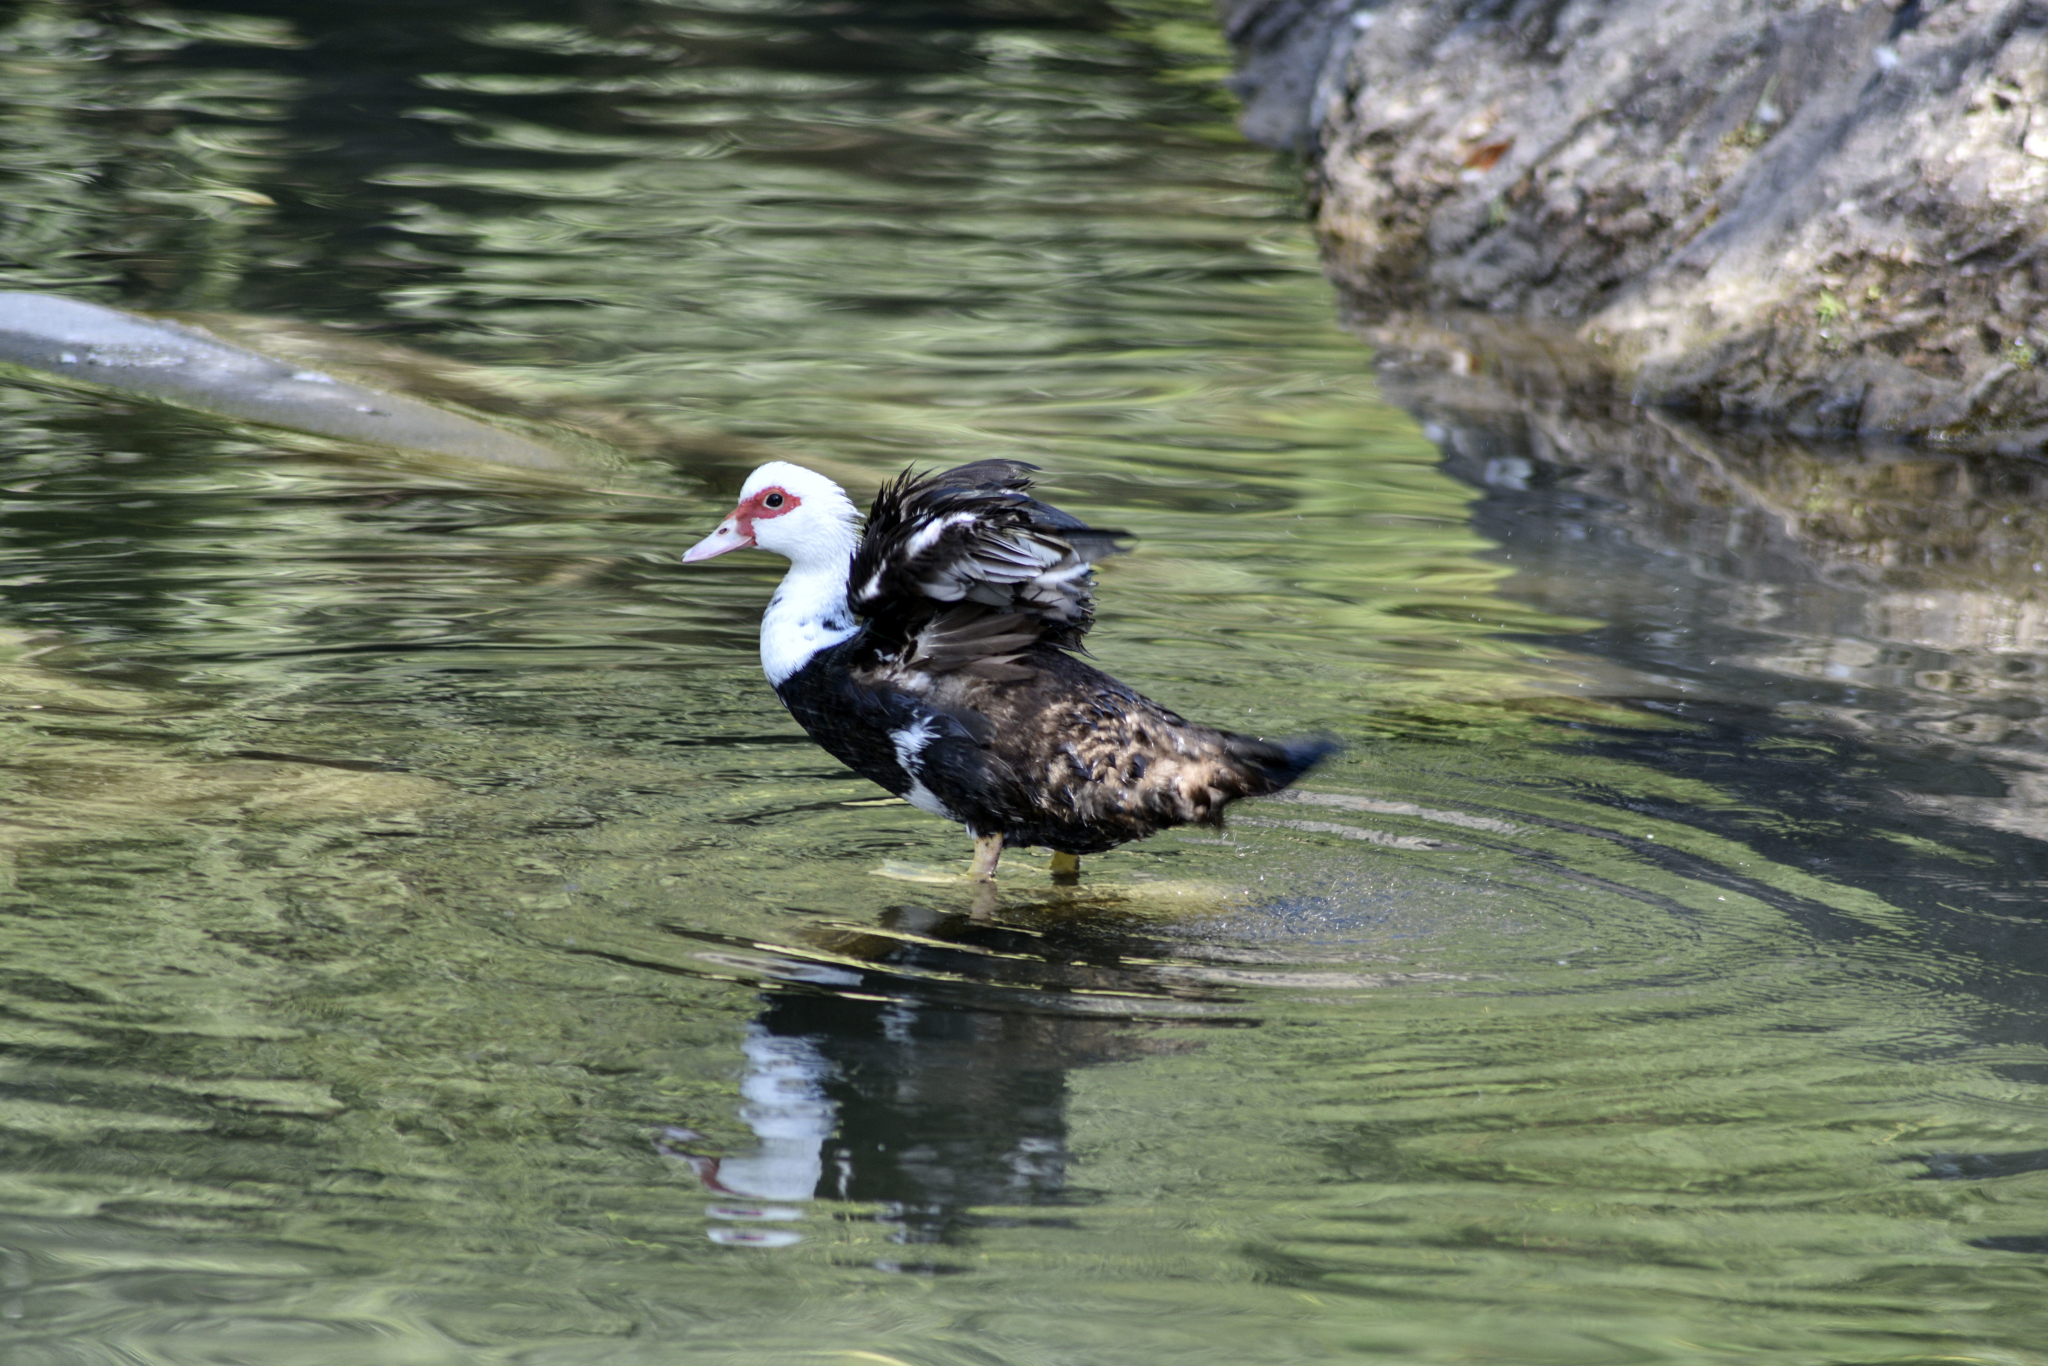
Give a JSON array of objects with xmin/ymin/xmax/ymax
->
[
  {"xmin": 969, "ymin": 832, "xmax": 1004, "ymax": 882},
  {"xmin": 1049, "ymin": 851, "xmax": 1080, "ymax": 879}
]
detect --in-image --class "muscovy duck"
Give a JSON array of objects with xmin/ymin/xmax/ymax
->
[{"xmin": 683, "ymin": 460, "xmax": 1336, "ymax": 880}]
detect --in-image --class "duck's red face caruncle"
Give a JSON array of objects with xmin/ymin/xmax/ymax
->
[{"xmin": 681, "ymin": 485, "xmax": 802, "ymax": 562}]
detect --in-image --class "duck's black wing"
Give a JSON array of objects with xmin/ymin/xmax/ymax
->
[{"xmin": 848, "ymin": 461, "xmax": 1126, "ymax": 679}]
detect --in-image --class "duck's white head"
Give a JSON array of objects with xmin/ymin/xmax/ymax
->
[{"xmin": 681, "ymin": 461, "xmax": 861, "ymax": 569}]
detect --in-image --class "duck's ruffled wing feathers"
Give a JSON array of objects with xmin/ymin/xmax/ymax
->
[{"xmin": 849, "ymin": 461, "xmax": 1126, "ymax": 676}]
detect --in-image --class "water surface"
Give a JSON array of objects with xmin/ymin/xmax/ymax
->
[{"xmin": 3, "ymin": 2, "xmax": 2048, "ymax": 1363}]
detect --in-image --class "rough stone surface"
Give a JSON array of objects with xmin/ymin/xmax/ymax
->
[{"xmin": 1221, "ymin": 0, "xmax": 2048, "ymax": 444}]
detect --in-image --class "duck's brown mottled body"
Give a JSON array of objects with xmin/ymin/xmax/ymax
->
[{"xmin": 685, "ymin": 459, "xmax": 1335, "ymax": 878}]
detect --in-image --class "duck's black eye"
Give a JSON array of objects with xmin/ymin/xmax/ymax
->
[{"xmin": 763, "ymin": 492, "xmax": 785, "ymax": 509}]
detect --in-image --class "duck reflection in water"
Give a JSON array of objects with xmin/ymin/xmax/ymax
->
[{"xmin": 661, "ymin": 901, "xmax": 1212, "ymax": 1263}]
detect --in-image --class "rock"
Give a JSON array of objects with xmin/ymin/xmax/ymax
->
[
  {"xmin": 1219, "ymin": 0, "xmax": 2048, "ymax": 444},
  {"xmin": 1221, "ymin": 0, "xmax": 1366, "ymax": 150}
]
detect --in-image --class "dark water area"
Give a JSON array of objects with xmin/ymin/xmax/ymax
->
[{"xmin": 3, "ymin": 1, "xmax": 2048, "ymax": 1363}]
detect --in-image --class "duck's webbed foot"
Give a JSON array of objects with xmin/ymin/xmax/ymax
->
[{"xmin": 968, "ymin": 832, "xmax": 1004, "ymax": 882}]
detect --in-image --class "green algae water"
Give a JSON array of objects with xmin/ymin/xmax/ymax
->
[{"xmin": 3, "ymin": 2, "xmax": 2048, "ymax": 1363}]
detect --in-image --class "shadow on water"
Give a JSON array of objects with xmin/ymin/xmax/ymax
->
[{"xmin": 651, "ymin": 901, "xmax": 1237, "ymax": 1262}]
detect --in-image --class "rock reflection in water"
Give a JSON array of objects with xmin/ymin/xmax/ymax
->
[
  {"xmin": 666, "ymin": 903, "xmax": 1205, "ymax": 1263},
  {"xmin": 1370, "ymin": 315, "xmax": 2048, "ymax": 842}
]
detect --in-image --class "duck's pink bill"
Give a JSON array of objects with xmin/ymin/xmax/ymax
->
[{"xmin": 682, "ymin": 515, "xmax": 752, "ymax": 562}]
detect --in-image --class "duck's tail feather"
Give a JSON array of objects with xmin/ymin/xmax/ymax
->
[{"xmin": 1228, "ymin": 732, "xmax": 1341, "ymax": 795}]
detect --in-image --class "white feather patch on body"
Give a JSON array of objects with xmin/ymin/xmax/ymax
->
[
  {"xmin": 760, "ymin": 563, "xmax": 857, "ymax": 687},
  {"xmin": 888, "ymin": 715, "xmax": 953, "ymax": 819},
  {"xmin": 903, "ymin": 510, "xmax": 976, "ymax": 558}
]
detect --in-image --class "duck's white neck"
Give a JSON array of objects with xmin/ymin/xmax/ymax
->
[{"xmin": 759, "ymin": 533, "xmax": 859, "ymax": 688}]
